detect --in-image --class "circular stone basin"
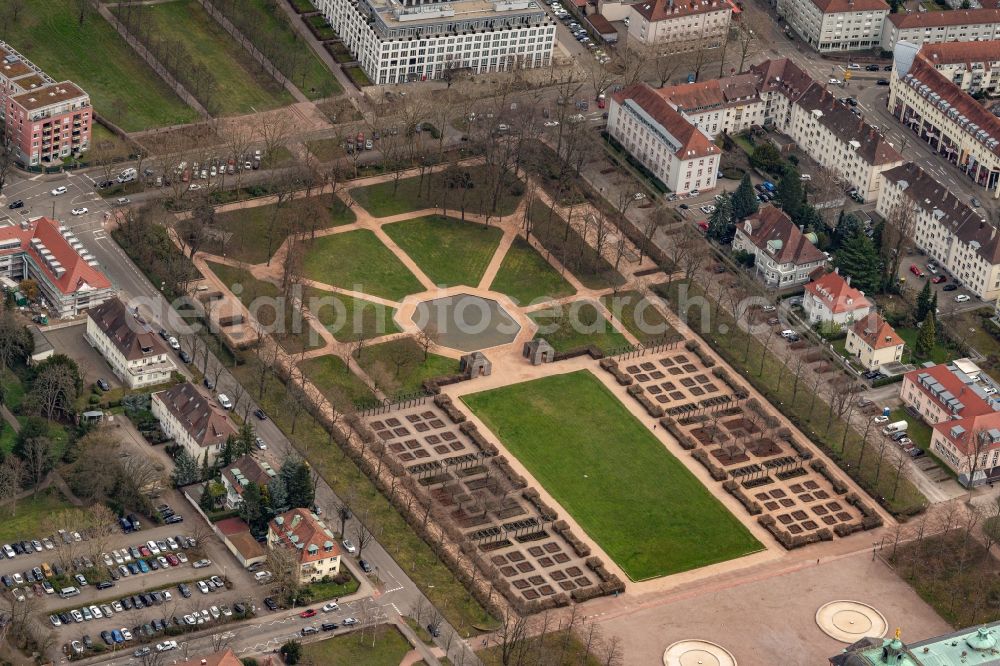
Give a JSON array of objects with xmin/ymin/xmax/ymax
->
[
  {"xmin": 816, "ymin": 601, "xmax": 888, "ymax": 643},
  {"xmin": 663, "ymin": 640, "xmax": 737, "ymax": 666},
  {"xmin": 413, "ymin": 294, "xmax": 520, "ymax": 352}
]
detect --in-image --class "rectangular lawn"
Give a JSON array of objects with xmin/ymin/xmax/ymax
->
[
  {"xmin": 350, "ymin": 172, "xmax": 522, "ymax": 218},
  {"xmin": 600, "ymin": 291, "xmax": 680, "ymax": 344},
  {"xmin": 383, "ymin": 216, "xmax": 502, "ymax": 288},
  {"xmin": 529, "ymin": 301, "xmax": 629, "ymax": 354},
  {"xmin": 7, "ymin": 0, "xmax": 197, "ymax": 131},
  {"xmin": 299, "ymin": 355, "xmax": 374, "ymax": 407},
  {"xmin": 302, "ymin": 230, "xmax": 423, "ymax": 301},
  {"xmin": 462, "ymin": 371, "xmax": 762, "ymax": 580}
]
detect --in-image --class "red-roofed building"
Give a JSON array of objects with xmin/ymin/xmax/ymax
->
[
  {"xmin": 608, "ymin": 83, "xmax": 721, "ymax": 195},
  {"xmin": 0, "ymin": 216, "xmax": 112, "ymax": 317},
  {"xmin": 901, "ymin": 359, "xmax": 1000, "ymax": 486},
  {"xmin": 802, "ymin": 271, "xmax": 872, "ymax": 326},
  {"xmin": 777, "ymin": 0, "xmax": 889, "ymax": 52},
  {"xmin": 626, "ymin": 0, "xmax": 731, "ymax": 46},
  {"xmin": 215, "ymin": 517, "xmax": 267, "ymax": 568},
  {"xmin": 881, "ymin": 9, "xmax": 1000, "ymax": 50},
  {"xmin": 171, "ymin": 648, "xmax": 243, "ymax": 666},
  {"xmin": 844, "ymin": 312, "xmax": 904, "ymax": 371},
  {"xmin": 732, "ymin": 206, "xmax": 827, "ymax": 288},
  {"xmin": 267, "ymin": 508, "xmax": 341, "ymax": 583}
]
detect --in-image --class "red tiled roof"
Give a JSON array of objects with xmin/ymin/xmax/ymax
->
[
  {"xmin": 810, "ymin": 0, "xmax": 888, "ymax": 13},
  {"xmin": 889, "ymin": 7, "xmax": 1000, "ymax": 28},
  {"xmin": 738, "ymin": 205, "xmax": 826, "ymax": 265},
  {"xmin": 612, "ymin": 84, "xmax": 721, "ymax": 159},
  {"xmin": 918, "ymin": 40, "xmax": 1000, "ymax": 67},
  {"xmin": 586, "ymin": 12, "xmax": 616, "ymax": 34},
  {"xmin": 154, "ymin": 382, "xmax": 236, "ymax": 448},
  {"xmin": 172, "ymin": 648, "xmax": 243, "ymax": 666},
  {"xmin": 932, "ymin": 412, "xmax": 1000, "ymax": 456},
  {"xmin": 269, "ymin": 508, "xmax": 340, "ymax": 565},
  {"xmin": 850, "ymin": 313, "xmax": 903, "ymax": 350},
  {"xmin": 0, "ymin": 216, "xmax": 111, "ymax": 295},
  {"xmin": 904, "ymin": 363, "xmax": 995, "ymax": 420},
  {"xmin": 904, "ymin": 54, "xmax": 1000, "ymax": 158},
  {"xmin": 804, "ymin": 272, "xmax": 871, "ymax": 314},
  {"xmin": 632, "ymin": 0, "xmax": 730, "ymax": 21}
]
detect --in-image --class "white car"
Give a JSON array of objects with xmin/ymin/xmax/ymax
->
[
  {"xmin": 90, "ymin": 605, "xmax": 103, "ymax": 619},
  {"xmin": 146, "ymin": 540, "xmax": 161, "ymax": 555},
  {"xmin": 71, "ymin": 207, "xmax": 88, "ymax": 216},
  {"xmin": 184, "ymin": 614, "xmax": 197, "ymax": 625},
  {"xmin": 198, "ymin": 580, "xmax": 210, "ymax": 594},
  {"xmin": 828, "ymin": 78, "xmax": 842, "ymax": 86},
  {"xmin": 167, "ymin": 337, "xmax": 180, "ymax": 351},
  {"xmin": 342, "ymin": 539, "xmax": 357, "ymax": 554},
  {"xmin": 322, "ymin": 602, "xmax": 340, "ymax": 613},
  {"xmin": 209, "ymin": 606, "xmax": 221, "ymax": 619},
  {"xmin": 955, "ymin": 294, "xmax": 971, "ymax": 303},
  {"xmin": 156, "ymin": 640, "xmax": 178, "ymax": 652},
  {"xmin": 49, "ymin": 614, "xmax": 61, "ymax": 627},
  {"xmin": 217, "ymin": 394, "xmax": 233, "ymax": 410},
  {"xmin": 112, "ymin": 551, "xmax": 124, "ymax": 565},
  {"xmin": 543, "ymin": 120, "xmax": 559, "ymax": 127},
  {"xmin": 189, "ymin": 183, "xmax": 202, "ymax": 191},
  {"xmin": 103, "ymin": 553, "xmax": 114, "ymax": 567},
  {"xmin": 873, "ymin": 415, "xmax": 889, "ymax": 424},
  {"xmin": 50, "ymin": 186, "xmax": 67, "ymax": 196},
  {"xmin": 120, "ymin": 627, "xmax": 133, "ymax": 640},
  {"xmin": 71, "ymin": 610, "xmax": 84, "ymax": 623},
  {"xmin": 193, "ymin": 558, "xmax": 211, "ymax": 568},
  {"xmin": 342, "ymin": 617, "xmax": 358, "ymax": 626},
  {"xmin": 176, "ymin": 552, "xmax": 188, "ymax": 563}
]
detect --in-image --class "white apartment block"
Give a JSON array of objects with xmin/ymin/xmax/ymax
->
[
  {"xmin": 152, "ymin": 382, "xmax": 236, "ymax": 465},
  {"xmin": 626, "ymin": 0, "xmax": 731, "ymax": 47},
  {"xmin": 86, "ymin": 297, "xmax": 175, "ymax": 390},
  {"xmin": 315, "ymin": 0, "xmax": 555, "ymax": 85},
  {"xmin": 912, "ymin": 41, "xmax": 1000, "ymax": 97},
  {"xmin": 777, "ymin": 0, "xmax": 888, "ymax": 52},
  {"xmin": 889, "ymin": 41, "xmax": 1000, "ymax": 197},
  {"xmin": 268, "ymin": 509, "xmax": 342, "ymax": 583},
  {"xmin": 640, "ymin": 59, "xmax": 902, "ymax": 201},
  {"xmin": 731, "ymin": 206, "xmax": 827, "ymax": 287},
  {"xmin": 878, "ymin": 162, "xmax": 1000, "ymax": 301},
  {"xmin": 608, "ymin": 84, "xmax": 721, "ymax": 196},
  {"xmin": 880, "ymin": 9, "xmax": 1000, "ymax": 51}
]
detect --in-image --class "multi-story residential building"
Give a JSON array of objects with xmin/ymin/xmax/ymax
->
[
  {"xmin": 802, "ymin": 270, "xmax": 872, "ymax": 326},
  {"xmin": 86, "ymin": 297, "xmax": 176, "ymax": 389},
  {"xmin": 314, "ymin": 0, "xmax": 555, "ymax": 86},
  {"xmin": 220, "ymin": 454, "xmax": 278, "ymax": 510},
  {"xmin": 900, "ymin": 359, "xmax": 1000, "ymax": 486},
  {"xmin": 626, "ymin": 0, "xmax": 732, "ymax": 47},
  {"xmin": 889, "ymin": 40, "xmax": 1000, "ymax": 197},
  {"xmin": 777, "ymin": 0, "xmax": 889, "ymax": 52},
  {"xmin": 607, "ymin": 84, "xmax": 721, "ymax": 195},
  {"xmin": 657, "ymin": 74, "xmax": 766, "ymax": 138},
  {"xmin": 907, "ymin": 41, "xmax": 1000, "ymax": 97},
  {"xmin": 152, "ymin": 382, "xmax": 236, "ymax": 464},
  {"xmin": 844, "ymin": 312, "xmax": 904, "ymax": 371},
  {"xmin": 880, "ymin": 9, "xmax": 1000, "ymax": 51},
  {"xmin": 878, "ymin": 162, "xmax": 1000, "ymax": 300},
  {"xmin": 0, "ymin": 42, "xmax": 91, "ymax": 166},
  {"xmin": 267, "ymin": 508, "xmax": 342, "ymax": 583},
  {"xmin": 0, "ymin": 216, "xmax": 112, "ymax": 317},
  {"xmin": 731, "ymin": 205, "xmax": 827, "ymax": 288}
]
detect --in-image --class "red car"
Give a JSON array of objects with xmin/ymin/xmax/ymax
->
[
  {"xmin": 139, "ymin": 546, "xmax": 151, "ymax": 558},
  {"xmin": 299, "ymin": 609, "xmax": 317, "ymax": 618},
  {"xmin": 166, "ymin": 554, "xmax": 180, "ymax": 567},
  {"xmin": 931, "ymin": 275, "xmax": 947, "ymax": 284},
  {"xmin": 697, "ymin": 220, "xmax": 709, "ymax": 232},
  {"xmin": 909, "ymin": 264, "xmax": 924, "ymax": 278}
]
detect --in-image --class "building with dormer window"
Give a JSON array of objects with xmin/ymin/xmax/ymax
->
[
  {"xmin": 152, "ymin": 382, "xmax": 236, "ymax": 464},
  {"xmin": 220, "ymin": 455, "xmax": 278, "ymax": 510},
  {"xmin": 267, "ymin": 508, "xmax": 342, "ymax": 583},
  {"xmin": 844, "ymin": 312, "xmax": 904, "ymax": 371},
  {"xmin": 86, "ymin": 297, "xmax": 175, "ymax": 389},
  {"xmin": 732, "ymin": 206, "xmax": 827, "ymax": 288},
  {"xmin": 802, "ymin": 271, "xmax": 872, "ymax": 326}
]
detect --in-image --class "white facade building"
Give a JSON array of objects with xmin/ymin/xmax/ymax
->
[
  {"xmin": 152, "ymin": 382, "xmax": 236, "ymax": 464},
  {"xmin": 315, "ymin": 0, "xmax": 555, "ymax": 85},
  {"xmin": 880, "ymin": 9, "xmax": 1000, "ymax": 51},
  {"xmin": 626, "ymin": 0, "xmax": 731, "ymax": 47},
  {"xmin": 802, "ymin": 271, "xmax": 872, "ymax": 326},
  {"xmin": 86, "ymin": 297, "xmax": 175, "ymax": 390},
  {"xmin": 731, "ymin": 206, "xmax": 827, "ymax": 287},
  {"xmin": 777, "ymin": 0, "xmax": 889, "ymax": 52},
  {"xmin": 608, "ymin": 84, "xmax": 721, "ymax": 196}
]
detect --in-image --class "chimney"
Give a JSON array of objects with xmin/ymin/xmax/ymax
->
[{"xmin": 846, "ymin": 275, "xmax": 852, "ymax": 286}]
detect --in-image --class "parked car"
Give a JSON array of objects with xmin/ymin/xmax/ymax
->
[
  {"xmin": 342, "ymin": 539, "xmax": 357, "ymax": 554},
  {"xmin": 943, "ymin": 284, "xmax": 958, "ymax": 291},
  {"xmin": 909, "ymin": 264, "xmax": 925, "ymax": 278},
  {"xmin": 217, "ymin": 394, "xmax": 233, "ymax": 410},
  {"xmin": 96, "ymin": 378, "xmax": 110, "ymax": 391},
  {"xmin": 50, "ymin": 186, "xmax": 67, "ymax": 196},
  {"xmin": 955, "ymin": 294, "xmax": 971, "ymax": 303},
  {"xmin": 8, "ymin": 200, "xmax": 23, "ymax": 209},
  {"xmin": 931, "ymin": 275, "xmax": 947, "ymax": 284},
  {"xmin": 254, "ymin": 408, "xmax": 268, "ymax": 420}
]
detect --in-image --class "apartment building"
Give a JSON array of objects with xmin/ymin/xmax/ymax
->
[
  {"xmin": 152, "ymin": 382, "xmax": 236, "ymax": 464},
  {"xmin": 0, "ymin": 42, "xmax": 91, "ymax": 166},
  {"xmin": 657, "ymin": 74, "xmax": 766, "ymax": 138},
  {"xmin": 889, "ymin": 41, "xmax": 1000, "ymax": 197},
  {"xmin": 802, "ymin": 270, "xmax": 872, "ymax": 326},
  {"xmin": 900, "ymin": 359, "xmax": 1000, "ymax": 486},
  {"xmin": 86, "ymin": 297, "xmax": 176, "ymax": 390},
  {"xmin": 0, "ymin": 216, "xmax": 112, "ymax": 318},
  {"xmin": 880, "ymin": 9, "xmax": 1000, "ymax": 51},
  {"xmin": 607, "ymin": 84, "xmax": 721, "ymax": 196},
  {"xmin": 912, "ymin": 41, "xmax": 1000, "ymax": 97},
  {"xmin": 267, "ymin": 509, "xmax": 342, "ymax": 583},
  {"xmin": 844, "ymin": 312, "xmax": 904, "ymax": 371},
  {"xmin": 626, "ymin": 0, "xmax": 732, "ymax": 47},
  {"xmin": 220, "ymin": 454, "xmax": 278, "ymax": 510},
  {"xmin": 777, "ymin": 0, "xmax": 889, "ymax": 52},
  {"xmin": 315, "ymin": 0, "xmax": 555, "ymax": 86},
  {"xmin": 731, "ymin": 205, "xmax": 827, "ymax": 288},
  {"xmin": 877, "ymin": 162, "xmax": 1000, "ymax": 300}
]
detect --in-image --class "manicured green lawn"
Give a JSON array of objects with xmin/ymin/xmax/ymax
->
[
  {"xmin": 529, "ymin": 301, "xmax": 629, "ymax": 353},
  {"xmin": 302, "ymin": 624, "xmax": 412, "ymax": 665},
  {"xmin": 299, "ymin": 355, "xmax": 374, "ymax": 407},
  {"xmin": 344, "ymin": 66, "xmax": 373, "ymax": 87},
  {"xmin": 302, "ymin": 230, "xmax": 423, "ymax": 301},
  {"xmin": 234, "ymin": 0, "xmax": 341, "ymax": 100},
  {"xmin": 600, "ymin": 290, "xmax": 680, "ymax": 344},
  {"xmin": 350, "ymin": 172, "xmax": 522, "ymax": 218},
  {"xmin": 463, "ymin": 371, "xmax": 762, "ymax": 580},
  {"xmin": 6, "ymin": 0, "xmax": 197, "ymax": 131},
  {"xmin": 123, "ymin": 0, "xmax": 293, "ymax": 115},
  {"xmin": 306, "ymin": 288, "xmax": 400, "ymax": 342},
  {"xmin": 897, "ymin": 327, "xmax": 950, "ymax": 364},
  {"xmin": 354, "ymin": 338, "xmax": 459, "ymax": 396},
  {"xmin": 202, "ymin": 194, "xmax": 355, "ymax": 264},
  {"xmin": 383, "ymin": 216, "xmax": 502, "ymax": 288},
  {"xmin": 205, "ymin": 262, "xmax": 324, "ymax": 353},
  {"xmin": 0, "ymin": 489, "xmax": 82, "ymax": 544},
  {"xmin": 527, "ymin": 202, "xmax": 623, "ymax": 290},
  {"xmin": 489, "ymin": 236, "xmax": 575, "ymax": 305}
]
